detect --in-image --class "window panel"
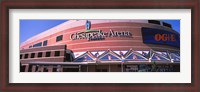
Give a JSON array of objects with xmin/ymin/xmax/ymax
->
[
  {"xmin": 31, "ymin": 53, "xmax": 35, "ymax": 58},
  {"xmin": 43, "ymin": 40, "xmax": 48, "ymax": 46},
  {"xmin": 56, "ymin": 35, "xmax": 63, "ymax": 42},
  {"xmin": 38, "ymin": 52, "xmax": 43, "ymax": 58},
  {"xmin": 46, "ymin": 52, "xmax": 51, "ymax": 57},
  {"xmin": 33, "ymin": 42, "xmax": 42, "ymax": 47},
  {"xmin": 55, "ymin": 51, "xmax": 60, "ymax": 56}
]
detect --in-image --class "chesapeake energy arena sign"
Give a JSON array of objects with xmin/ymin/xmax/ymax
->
[
  {"xmin": 70, "ymin": 20, "xmax": 132, "ymax": 41},
  {"xmin": 70, "ymin": 29, "xmax": 133, "ymax": 41}
]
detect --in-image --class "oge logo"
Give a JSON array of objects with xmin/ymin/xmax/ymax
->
[{"xmin": 154, "ymin": 34, "xmax": 176, "ymax": 42}]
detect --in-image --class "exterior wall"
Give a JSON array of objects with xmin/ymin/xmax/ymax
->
[
  {"xmin": 20, "ymin": 20, "xmax": 179, "ymax": 53},
  {"xmin": 20, "ymin": 45, "xmax": 66, "ymax": 64}
]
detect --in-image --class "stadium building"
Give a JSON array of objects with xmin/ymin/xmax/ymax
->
[{"xmin": 20, "ymin": 20, "xmax": 180, "ymax": 72}]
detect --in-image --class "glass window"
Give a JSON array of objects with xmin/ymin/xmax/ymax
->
[
  {"xmin": 56, "ymin": 35, "xmax": 63, "ymax": 42},
  {"xmin": 54, "ymin": 51, "xmax": 60, "ymax": 56},
  {"xmin": 33, "ymin": 42, "xmax": 42, "ymax": 47},
  {"xmin": 31, "ymin": 53, "xmax": 35, "ymax": 58},
  {"xmin": 43, "ymin": 40, "xmax": 48, "ymax": 46},
  {"xmin": 46, "ymin": 52, "xmax": 51, "ymax": 57},
  {"xmin": 20, "ymin": 54, "xmax": 23, "ymax": 59},
  {"xmin": 24, "ymin": 54, "xmax": 29, "ymax": 59},
  {"xmin": 38, "ymin": 52, "xmax": 43, "ymax": 58}
]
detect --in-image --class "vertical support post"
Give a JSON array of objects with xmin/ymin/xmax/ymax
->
[
  {"xmin": 25, "ymin": 65, "xmax": 29, "ymax": 72},
  {"xmin": 32, "ymin": 65, "xmax": 36, "ymax": 72},
  {"xmin": 109, "ymin": 64, "xmax": 110, "ymax": 72},
  {"xmin": 79, "ymin": 65, "xmax": 81, "ymax": 72},
  {"xmin": 87, "ymin": 65, "xmax": 89, "ymax": 72},
  {"xmin": 48, "ymin": 66, "xmax": 53, "ymax": 72},
  {"xmin": 121, "ymin": 63, "xmax": 123, "ymax": 72},
  {"xmin": 40, "ymin": 66, "xmax": 44, "ymax": 72}
]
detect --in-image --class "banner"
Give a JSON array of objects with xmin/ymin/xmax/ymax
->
[{"xmin": 141, "ymin": 27, "xmax": 180, "ymax": 47}]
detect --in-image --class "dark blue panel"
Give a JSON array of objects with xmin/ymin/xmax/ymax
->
[
  {"xmin": 141, "ymin": 27, "xmax": 180, "ymax": 48},
  {"xmin": 76, "ymin": 55, "xmax": 93, "ymax": 62},
  {"xmin": 151, "ymin": 54, "xmax": 168, "ymax": 61},
  {"xmin": 43, "ymin": 40, "xmax": 48, "ymax": 46},
  {"xmin": 94, "ymin": 52, "xmax": 99, "ymax": 58},
  {"xmin": 126, "ymin": 53, "xmax": 146, "ymax": 60},
  {"xmin": 33, "ymin": 42, "xmax": 42, "ymax": 47},
  {"xmin": 100, "ymin": 54, "xmax": 119, "ymax": 61},
  {"xmin": 171, "ymin": 54, "xmax": 180, "ymax": 61}
]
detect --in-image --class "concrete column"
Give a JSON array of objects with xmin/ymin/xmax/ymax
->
[
  {"xmin": 60, "ymin": 67, "xmax": 63, "ymax": 72},
  {"xmin": 25, "ymin": 65, "xmax": 29, "ymax": 72},
  {"xmin": 87, "ymin": 65, "xmax": 89, "ymax": 72},
  {"xmin": 121, "ymin": 64, "xmax": 123, "ymax": 72},
  {"xmin": 79, "ymin": 65, "xmax": 81, "ymax": 72},
  {"xmin": 48, "ymin": 66, "xmax": 53, "ymax": 72},
  {"xmin": 109, "ymin": 64, "xmax": 110, "ymax": 72},
  {"xmin": 32, "ymin": 65, "xmax": 36, "ymax": 72},
  {"xmin": 40, "ymin": 66, "xmax": 44, "ymax": 72}
]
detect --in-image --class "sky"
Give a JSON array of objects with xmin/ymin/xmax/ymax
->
[{"xmin": 20, "ymin": 20, "xmax": 180, "ymax": 44}]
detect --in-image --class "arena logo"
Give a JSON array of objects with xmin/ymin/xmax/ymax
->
[
  {"xmin": 70, "ymin": 29, "xmax": 133, "ymax": 41},
  {"xmin": 154, "ymin": 34, "xmax": 176, "ymax": 42}
]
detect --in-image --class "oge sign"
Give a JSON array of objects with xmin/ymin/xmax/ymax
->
[
  {"xmin": 141, "ymin": 27, "xmax": 180, "ymax": 47},
  {"xmin": 154, "ymin": 34, "xmax": 176, "ymax": 42}
]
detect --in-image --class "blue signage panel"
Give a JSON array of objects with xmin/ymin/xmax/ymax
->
[{"xmin": 141, "ymin": 27, "xmax": 180, "ymax": 48}]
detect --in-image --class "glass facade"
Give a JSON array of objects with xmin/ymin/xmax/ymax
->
[
  {"xmin": 99, "ymin": 54, "xmax": 120, "ymax": 61},
  {"xmin": 73, "ymin": 50, "xmax": 179, "ymax": 63}
]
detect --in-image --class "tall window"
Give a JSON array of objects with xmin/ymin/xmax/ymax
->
[
  {"xmin": 46, "ymin": 51, "xmax": 51, "ymax": 57},
  {"xmin": 56, "ymin": 35, "xmax": 63, "ymax": 42},
  {"xmin": 43, "ymin": 40, "xmax": 48, "ymax": 46},
  {"xmin": 38, "ymin": 52, "xmax": 43, "ymax": 58},
  {"xmin": 20, "ymin": 54, "xmax": 23, "ymax": 59},
  {"xmin": 31, "ymin": 53, "xmax": 35, "ymax": 58},
  {"xmin": 24, "ymin": 54, "xmax": 29, "ymax": 59},
  {"xmin": 54, "ymin": 51, "xmax": 60, "ymax": 56}
]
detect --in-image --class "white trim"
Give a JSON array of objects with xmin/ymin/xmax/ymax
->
[
  {"xmin": 70, "ymin": 46, "xmax": 180, "ymax": 51},
  {"xmin": 98, "ymin": 51, "xmax": 121, "ymax": 60},
  {"xmin": 74, "ymin": 53, "xmax": 95, "ymax": 61},
  {"xmin": 125, "ymin": 51, "xmax": 148, "ymax": 60}
]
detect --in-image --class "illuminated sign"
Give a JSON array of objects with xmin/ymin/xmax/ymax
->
[
  {"xmin": 154, "ymin": 34, "xmax": 176, "ymax": 42},
  {"xmin": 141, "ymin": 27, "xmax": 180, "ymax": 47},
  {"xmin": 70, "ymin": 29, "xmax": 132, "ymax": 41}
]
